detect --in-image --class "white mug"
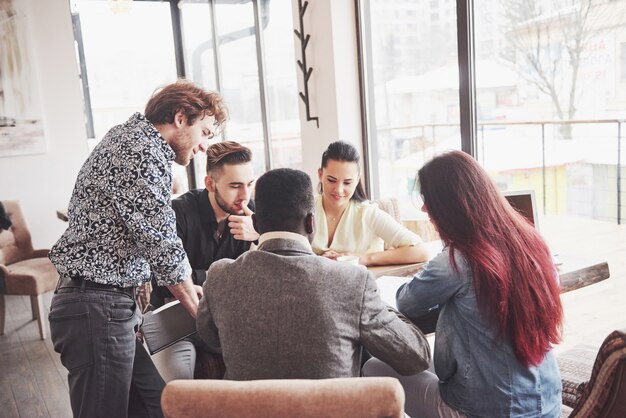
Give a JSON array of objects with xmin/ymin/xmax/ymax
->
[{"xmin": 336, "ymin": 255, "xmax": 360, "ymax": 265}]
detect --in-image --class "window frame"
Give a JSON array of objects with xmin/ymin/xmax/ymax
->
[
  {"xmin": 355, "ymin": 0, "xmax": 478, "ymax": 200},
  {"xmin": 72, "ymin": 0, "xmax": 278, "ymax": 190}
]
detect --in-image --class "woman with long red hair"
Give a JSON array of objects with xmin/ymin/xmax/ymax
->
[{"xmin": 364, "ymin": 150, "xmax": 563, "ymax": 417}]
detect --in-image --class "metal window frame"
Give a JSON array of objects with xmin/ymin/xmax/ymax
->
[
  {"xmin": 72, "ymin": 0, "xmax": 275, "ymax": 189},
  {"xmin": 355, "ymin": 0, "xmax": 376, "ymax": 200},
  {"xmin": 355, "ymin": 0, "xmax": 479, "ymax": 200}
]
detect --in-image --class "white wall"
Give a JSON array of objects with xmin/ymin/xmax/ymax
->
[
  {"xmin": 0, "ymin": 0, "xmax": 88, "ymax": 248},
  {"xmin": 292, "ymin": 0, "xmax": 363, "ymax": 182}
]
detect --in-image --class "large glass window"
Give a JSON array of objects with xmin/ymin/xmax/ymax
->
[
  {"xmin": 474, "ymin": 0, "xmax": 626, "ymax": 224},
  {"xmin": 214, "ymin": 0, "xmax": 266, "ymax": 175},
  {"xmin": 359, "ymin": 0, "xmax": 462, "ymax": 220},
  {"xmin": 263, "ymin": 0, "xmax": 302, "ymax": 170},
  {"xmin": 72, "ymin": 0, "xmax": 301, "ymax": 192},
  {"xmin": 72, "ymin": 1, "xmax": 177, "ymax": 144}
]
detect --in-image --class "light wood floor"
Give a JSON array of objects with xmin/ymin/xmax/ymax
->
[
  {"xmin": 0, "ymin": 292, "xmax": 71, "ymax": 418},
  {"xmin": 0, "ymin": 216, "xmax": 624, "ymax": 417}
]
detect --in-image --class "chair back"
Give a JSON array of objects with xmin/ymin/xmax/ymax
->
[
  {"xmin": 162, "ymin": 377, "xmax": 405, "ymax": 418},
  {"xmin": 374, "ymin": 198, "xmax": 401, "ymax": 223},
  {"xmin": 569, "ymin": 329, "xmax": 626, "ymax": 418},
  {"xmin": 0, "ymin": 201, "xmax": 34, "ymax": 265},
  {"xmin": 374, "ymin": 198, "xmax": 401, "ymax": 250}
]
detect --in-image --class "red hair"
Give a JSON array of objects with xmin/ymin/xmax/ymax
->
[{"xmin": 418, "ymin": 151, "xmax": 562, "ymax": 366}]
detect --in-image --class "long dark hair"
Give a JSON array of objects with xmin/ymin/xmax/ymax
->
[
  {"xmin": 319, "ymin": 141, "xmax": 367, "ymax": 202},
  {"xmin": 418, "ymin": 150, "xmax": 562, "ymax": 367}
]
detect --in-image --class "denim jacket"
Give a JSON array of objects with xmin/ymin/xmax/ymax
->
[{"xmin": 397, "ymin": 248, "xmax": 562, "ymax": 418}]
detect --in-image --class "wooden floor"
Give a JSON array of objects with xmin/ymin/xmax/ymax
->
[
  {"xmin": 0, "ymin": 292, "xmax": 71, "ymax": 418},
  {"xmin": 0, "ymin": 215, "xmax": 624, "ymax": 417}
]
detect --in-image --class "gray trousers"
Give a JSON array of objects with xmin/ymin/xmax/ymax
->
[
  {"xmin": 150, "ymin": 339, "xmax": 197, "ymax": 382},
  {"xmin": 150, "ymin": 333, "xmax": 210, "ymax": 382},
  {"xmin": 362, "ymin": 357, "xmax": 466, "ymax": 418},
  {"xmin": 49, "ymin": 286, "xmax": 165, "ymax": 418}
]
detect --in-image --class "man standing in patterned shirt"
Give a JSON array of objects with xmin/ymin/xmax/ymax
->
[{"xmin": 48, "ymin": 80, "xmax": 228, "ymax": 418}]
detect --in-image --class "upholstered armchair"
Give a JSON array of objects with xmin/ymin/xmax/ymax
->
[
  {"xmin": 0, "ymin": 200, "xmax": 59, "ymax": 339},
  {"xmin": 374, "ymin": 197, "xmax": 440, "ymax": 243},
  {"xmin": 558, "ymin": 329, "xmax": 626, "ymax": 417},
  {"xmin": 161, "ymin": 377, "xmax": 405, "ymax": 418}
]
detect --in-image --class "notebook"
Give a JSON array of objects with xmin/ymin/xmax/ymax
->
[{"xmin": 141, "ymin": 300, "xmax": 197, "ymax": 355}]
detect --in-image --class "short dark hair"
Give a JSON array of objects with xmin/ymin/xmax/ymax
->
[
  {"xmin": 255, "ymin": 168, "xmax": 314, "ymax": 230},
  {"xmin": 145, "ymin": 79, "xmax": 228, "ymax": 128},
  {"xmin": 319, "ymin": 140, "xmax": 368, "ymax": 202},
  {"xmin": 205, "ymin": 141, "xmax": 252, "ymax": 175}
]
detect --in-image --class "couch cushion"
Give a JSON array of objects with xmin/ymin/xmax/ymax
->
[{"xmin": 4, "ymin": 257, "xmax": 59, "ymax": 295}]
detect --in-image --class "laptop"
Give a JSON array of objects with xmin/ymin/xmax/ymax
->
[
  {"xmin": 502, "ymin": 189, "xmax": 561, "ymax": 264},
  {"xmin": 502, "ymin": 189, "xmax": 539, "ymax": 230}
]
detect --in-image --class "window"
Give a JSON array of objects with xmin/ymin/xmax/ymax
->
[
  {"xmin": 474, "ymin": 0, "xmax": 625, "ymax": 223},
  {"xmin": 71, "ymin": 0, "xmax": 301, "ymax": 192},
  {"xmin": 72, "ymin": 1, "xmax": 177, "ymax": 144},
  {"xmin": 358, "ymin": 0, "xmax": 462, "ymax": 220},
  {"xmin": 358, "ymin": 0, "xmax": 625, "ymax": 225},
  {"xmin": 621, "ymin": 42, "xmax": 626, "ymax": 81}
]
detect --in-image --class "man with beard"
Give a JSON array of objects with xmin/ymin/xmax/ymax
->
[
  {"xmin": 48, "ymin": 80, "xmax": 228, "ymax": 418},
  {"xmin": 150, "ymin": 140, "xmax": 257, "ymax": 381},
  {"xmin": 196, "ymin": 168, "xmax": 430, "ymax": 382}
]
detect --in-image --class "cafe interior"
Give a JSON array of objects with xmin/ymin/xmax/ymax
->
[{"xmin": 1, "ymin": 0, "xmax": 625, "ymax": 416}]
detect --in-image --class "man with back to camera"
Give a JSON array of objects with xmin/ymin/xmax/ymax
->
[
  {"xmin": 196, "ymin": 168, "xmax": 431, "ymax": 380},
  {"xmin": 48, "ymin": 80, "xmax": 228, "ymax": 418},
  {"xmin": 150, "ymin": 140, "xmax": 258, "ymax": 381}
]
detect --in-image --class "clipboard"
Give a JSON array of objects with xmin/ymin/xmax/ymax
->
[{"xmin": 141, "ymin": 300, "xmax": 197, "ymax": 355}]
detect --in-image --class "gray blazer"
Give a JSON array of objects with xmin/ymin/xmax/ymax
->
[{"xmin": 196, "ymin": 237, "xmax": 430, "ymax": 380}]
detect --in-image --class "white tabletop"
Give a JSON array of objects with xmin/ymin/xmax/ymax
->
[{"xmin": 376, "ymin": 275, "xmax": 413, "ymax": 309}]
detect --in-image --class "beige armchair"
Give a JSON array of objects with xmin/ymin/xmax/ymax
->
[
  {"xmin": 0, "ymin": 200, "xmax": 59, "ymax": 339},
  {"xmin": 374, "ymin": 197, "xmax": 440, "ymax": 243},
  {"xmin": 161, "ymin": 377, "xmax": 405, "ymax": 418}
]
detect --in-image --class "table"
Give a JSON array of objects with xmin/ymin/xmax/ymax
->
[
  {"xmin": 375, "ymin": 254, "xmax": 610, "ymax": 295},
  {"xmin": 555, "ymin": 254, "xmax": 610, "ymax": 293},
  {"xmin": 376, "ymin": 253, "xmax": 611, "ymax": 334},
  {"xmin": 368, "ymin": 240, "xmax": 443, "ymax": 279}
]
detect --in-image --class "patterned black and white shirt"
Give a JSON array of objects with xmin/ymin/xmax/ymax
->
[{"xmin": 49, "ymin": 113, "xmax": 191, "ymax": 288}]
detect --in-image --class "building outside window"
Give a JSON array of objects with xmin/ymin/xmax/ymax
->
[
  {"xmin": 474, "ymin": 0, "xmax": 626, "ymax": 223},
  {"xmin": 359, "ymin": 0, "xmax": 626, "ymax": 225}
]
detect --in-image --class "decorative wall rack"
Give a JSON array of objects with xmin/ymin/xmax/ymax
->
[{"xmin": 294, "ymin": 0, "xmax": 319, "ymax": 128}]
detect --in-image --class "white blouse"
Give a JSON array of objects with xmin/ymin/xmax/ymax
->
[{"xmin": 312, "ymin": 195, "xmax": 423, "ymax": 255}]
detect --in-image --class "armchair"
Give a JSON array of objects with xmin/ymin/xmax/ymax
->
[
  {"xmin": 0, "ymin": 200, "xmax": 59, "ymax": 339},
  {"xmin": 558, "ymin": 329, "xmax": 626, "ymax": 417},
  {"xmin": 161, "ymin": 377, "xmax": 405, "ymax": 418}
]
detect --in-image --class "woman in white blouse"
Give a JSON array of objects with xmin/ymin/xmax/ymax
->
[{"xmin": 312, "ymin": 141, "xmax": 429, "ymax": 266}]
